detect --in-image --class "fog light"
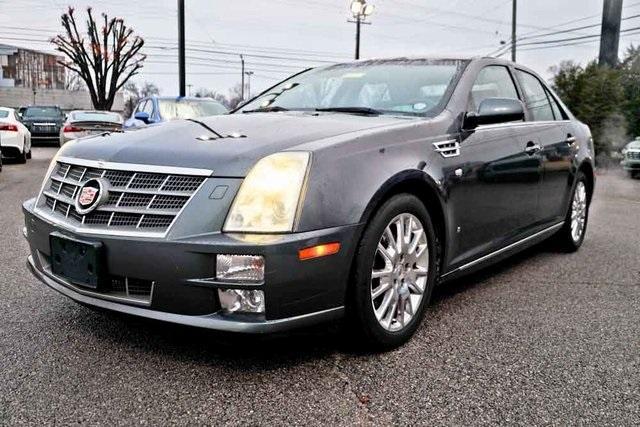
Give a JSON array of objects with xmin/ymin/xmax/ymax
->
[
  {"xmin": 218, "ymin": 289, "xmax": 265, "ymax": 313},
  {"xmin": 216, "ymin": 254, "xmax": 264, "ymax": 283}
]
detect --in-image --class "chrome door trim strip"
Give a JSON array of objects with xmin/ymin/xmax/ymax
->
[
  {"xmin": 441, "ymin": 222, "xmax": 564, "ymax": 278},
  {"xmin": 56, "ymin": 156, "xmax": 214, "ymax": 177}
]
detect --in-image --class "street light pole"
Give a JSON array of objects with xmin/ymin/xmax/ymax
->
[
  {"xmin": 245, "ymin": 71, "xmax": 254, "ymax": 99},
  {"xmin": 178, "ymin": 0, "xmax": 186, "ymax": 97},
  {"xmin": 349, "ymin": 0, "xmax": 374, "ymax": 60}
]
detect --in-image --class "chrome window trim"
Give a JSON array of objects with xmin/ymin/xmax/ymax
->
[{"xmin": 474, "ymin": 120, "xmax": 571, "ymax": 132}]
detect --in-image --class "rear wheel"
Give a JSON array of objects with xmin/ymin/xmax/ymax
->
[
  {"xmin": 16, "ymin": 147, "xmax": 27, "ymax": 164},
  {"xmin": 554, "ymin": 172, "xmax": 589, "ymax": 252},
  {"xmin": 346, "ymin": 194, "xmax": 438, "ymax": 350}
]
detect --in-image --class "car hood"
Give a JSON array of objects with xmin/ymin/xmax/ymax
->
[{"xmin": 58, "ymin": 112, "xmax": 415, "ymax": 176}]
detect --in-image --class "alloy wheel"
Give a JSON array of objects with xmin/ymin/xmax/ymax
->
[
  {"xmin": 370, "ymin": 213, "xmax": 429, "ymax": 332},
  {"xmin": 571, "ymin": 181, "xmax": 587, "ymax": 243}
]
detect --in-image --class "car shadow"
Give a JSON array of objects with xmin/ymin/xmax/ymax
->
[{"xmin": 56, "ymin": 239, "xmax": 560, "ymax": 365}]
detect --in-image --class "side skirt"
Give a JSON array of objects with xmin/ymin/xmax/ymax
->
[{"xmin": 439, "ymin": 222, "xmax": 564, "ymax": 283}]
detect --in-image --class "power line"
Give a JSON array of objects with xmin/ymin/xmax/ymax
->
[
  {"xmin": 518, "ymin": 30, "xmax": 640, "ymax": 52},
  {"xmin": 516, "ymin": 25, "xmax": 640, "ymax": 47}
]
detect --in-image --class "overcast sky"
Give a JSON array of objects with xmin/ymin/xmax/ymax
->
[{"xmin": 1, "ymin": 0, "xmax": 640, "ymax": 98}]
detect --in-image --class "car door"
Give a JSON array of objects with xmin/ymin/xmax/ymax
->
[
  {"xmin": 446, "ymin": 65, "xmax": 542, "ymax": 267},
  {"xmin": 514, "ymin": 69, "xmax": 573, "ymax": 224}
]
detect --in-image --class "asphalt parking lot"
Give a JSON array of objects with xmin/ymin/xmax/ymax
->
[{"xmin": 1, "ymin": 147, "xmax": 638, "ymax": 425}]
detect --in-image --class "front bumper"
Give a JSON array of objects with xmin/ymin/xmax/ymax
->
[
  {"xmin": 621, "ymin": 159, "xmax": 640, "ymax": 171},
  {"xmin": 23, "ymin": 198, "xmax": 361, "ymax": 333}
]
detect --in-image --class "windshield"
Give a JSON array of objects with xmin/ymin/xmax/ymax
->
[
  {"xmin": 158, "ymin": 99, "xmax": 228, "ymax": 120},
  {"xmin": 71, "ymin": 111, "xmax": 122, "ymax": 123},
  {"xmin": 24, "ymin": 107, "xmax": 62, "ymax": 118},
  {"xmin": 239, "ymin": 59, "xmax": 467, "ymax": 116}
]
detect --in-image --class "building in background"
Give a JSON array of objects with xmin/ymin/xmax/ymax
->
[
  {"xmin": 0, "ymin": 43, "xmax": 123, "ymax": 112},
  {"xmin": 0, "ymin": 44, "xmax": 65, "ymax": 89}
]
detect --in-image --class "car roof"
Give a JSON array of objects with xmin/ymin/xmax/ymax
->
[
  {"xmin": 0, "ymin": 107, "xmax": 14, "ymax": 112},
  {"xmin": 317, "ymin": 55, "xmax": 541, "ymax": 76},
  {"xmin": 153, "ymin": 96, "xmax": 221, "ymax": 102}
]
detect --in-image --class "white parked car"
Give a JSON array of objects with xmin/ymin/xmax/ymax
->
[
  {"xmin": 0, "ymin": 107, "xmax": 32, "ymax": 163},
  {"xmin": 59, "ymin": 110, "xmax": 123, "ymax": 146}
]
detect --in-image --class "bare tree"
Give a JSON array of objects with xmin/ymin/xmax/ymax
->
[{"xmin": 50, "ymin": 6, "xmax": 146, "ymax": 110}]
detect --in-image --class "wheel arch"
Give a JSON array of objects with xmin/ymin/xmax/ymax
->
[
  {"xmin": 358, "ymin": 170, "xmax": 449, "ymax": 273},
  {"xmin": 578, "ymin": 160, "xmax": 595, "ymax": 204}
]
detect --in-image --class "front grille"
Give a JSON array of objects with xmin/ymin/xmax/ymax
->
[
  {"xmin": 627, "ymin": 151, "xmax": 640, "ymax": 160},
  {"xmin": 38, "ymin": 160, "xmax": 207, "ymax": 235},
  {"xmin": 107, "ymin": 276, "xmax": 154, "ymax": 302},
  {"xmin": 38, "ymin": 251, "xmax": 154, "ymax": 305}
]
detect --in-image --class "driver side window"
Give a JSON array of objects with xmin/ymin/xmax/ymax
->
[{"xmin": 469, "ymin": 66, "xmax": 519, "ymax": 112}]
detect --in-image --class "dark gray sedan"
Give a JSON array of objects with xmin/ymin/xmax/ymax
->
[{"xmin": 23, "ymin": 57, "xmax": 595, "ymax": 349}]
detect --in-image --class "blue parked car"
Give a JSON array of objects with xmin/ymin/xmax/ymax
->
[{"xmin": 124, "ymin": 96, "xmax": 228, "ymax": 129}]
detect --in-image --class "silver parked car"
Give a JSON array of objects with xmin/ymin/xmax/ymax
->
[
  {"xmin": 621, "ymin": 136, "xmax": 640, "ymax": 178},
  {"xmin": 59, "ymin": 110, "xmax": 123, "ymax": 146}
]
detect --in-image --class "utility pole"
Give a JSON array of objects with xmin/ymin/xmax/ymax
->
[
  {"xmin": 355, "ymin": 15, "xmax": 361, "ymax": 60},
  {"xmin": 348, "ymin": 0, "xmax": 374, "ymax": 60},
  {"xmin": 599, "ymin": 0, "xmax": 624, "ymax": 67},
  {"xmin": 178, "ymin": 0, "xmax": 186, "ymax": 97},
  {"xmin": 245, "ymin": 71, "xmax": 254, "ymax": 99},
  {"xmin": 240, "ymin": 54, "xmax": 245, "ymax": 100},
  {"xmin": 511, "ymin": 0, "xmax": 517, "ymax": 62}
]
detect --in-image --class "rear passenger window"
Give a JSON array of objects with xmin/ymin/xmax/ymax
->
[
  {"xmin": 516, "ymin": 70, "xmax": 555, "ymax": 121},
  {"xmin": 469, "ymin": 66, "xmax": 519, "ymax": 112}
]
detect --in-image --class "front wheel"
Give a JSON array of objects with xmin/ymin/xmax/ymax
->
[
  {"xmin": 346, "ymin": 194, "xmax": 438, "ymax": 350},
  {"xmin": 554, "ymin": 172, "xmax": 590, "ymax": 252}
]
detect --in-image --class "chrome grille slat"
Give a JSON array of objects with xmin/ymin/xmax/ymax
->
[{"xmin": 38, "ymin": 160, "xmax": 207, "ymax": 235}]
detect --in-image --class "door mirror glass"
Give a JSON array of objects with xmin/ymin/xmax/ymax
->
[
  {"xmin": 134, "ymin": 111, "xmax": 151, "ymax": 123},
  {"xmin": 464, "ymin": 97, "xmax": 524, "ymax": 129}
]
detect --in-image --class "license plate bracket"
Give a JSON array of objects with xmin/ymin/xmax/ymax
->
[{"xmin": 50, "ymin": 232, "xmax": 105, "ymax": 289}]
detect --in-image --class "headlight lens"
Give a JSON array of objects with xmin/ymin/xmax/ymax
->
[{"xmin": 224, "ymin": 152, "xmax": 310, "ymax": 233}]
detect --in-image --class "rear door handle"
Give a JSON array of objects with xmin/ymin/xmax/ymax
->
[{"xmin": 525, "ymin": 141, "xmax": 541, "ymax": 155}]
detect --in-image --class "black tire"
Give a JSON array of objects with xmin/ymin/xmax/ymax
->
[
  {"xmin": 26, "ymin": 146, "xmax": 32, "ymax": 159},
  {"xmin": 554, "ymin": 172, "xmax": 590, "ymax": 252},
  {"xmin": 16, "ymin": 149, "xmax": 27, "ymax": 164},
  {"xmin": 346, "ymin": 193, "xmax": 439, "ymax": 350}
]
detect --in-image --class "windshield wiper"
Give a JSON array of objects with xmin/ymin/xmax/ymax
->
[
  {"xmin": 315, "ymin": 107, "xmax": 382, "ymax": 115},
  {"xmin": 242, "ymin": 106, "xmax": 289, "ymax": 113}
]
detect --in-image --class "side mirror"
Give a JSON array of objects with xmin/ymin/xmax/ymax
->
[
  {"xmin": 464, "ymin": 98, "xmax": 525, "ymax": 130},
  {"xmin": 134, "ymin": 111, "xmax": 151, "ymax": 124}
]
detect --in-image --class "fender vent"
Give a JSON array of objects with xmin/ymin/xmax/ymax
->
[{"xmin": 433, "ymin": 140, "xmax": 460, "ymax": 158}]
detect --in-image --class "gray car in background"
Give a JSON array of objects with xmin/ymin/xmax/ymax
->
[
  {"xmin": 23, "ymin": 57, "xmax": 595, "ymax": 350},
  {"xmin": 59, "ymin": 111, "xmax": 123, "ymax": 146}
]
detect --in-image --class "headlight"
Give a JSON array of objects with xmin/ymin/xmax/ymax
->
[{"xmin": 224, "ymin": 152, "xmax": 310, "ymax": 233}]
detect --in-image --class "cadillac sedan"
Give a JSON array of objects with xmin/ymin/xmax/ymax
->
[{"xmin": 23, "ymin": 57, "xmax": 595, "ymax": 349}]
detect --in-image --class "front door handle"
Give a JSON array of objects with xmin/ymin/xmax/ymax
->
[{"xmin": 525, "ymin": 141, "xmax": 541, "ymax": 155}]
